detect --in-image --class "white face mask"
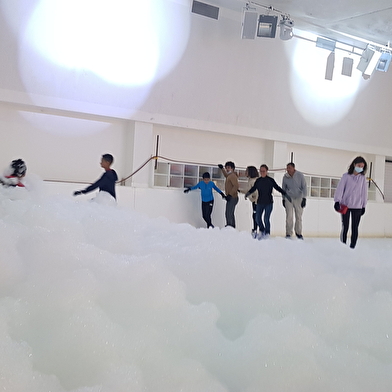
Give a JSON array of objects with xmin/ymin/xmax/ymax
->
[{"xmin": 354, "ymin": 166, "xmax": 363, "ymax": 173}]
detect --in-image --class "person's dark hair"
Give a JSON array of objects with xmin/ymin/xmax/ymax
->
[
  {"xmin": 287, "ymin": 162, "xmax": 295, "ymax": 168},
  {"xmin": 11, "ymin": 159, "xmax": 27, "ymax": 177},
  {"xmin": 202, "ymin": 172, "xmax": 210, "ymax": 179},
  {"xmin": 225, "ymin": 161, "xmax": 235, "ymax": 170},
  {"xmin": 348, "ymin": 156, "xmax": 367, "ymax": 175},
  {"xmin": 260, "ymin": 164, "xmax": 269, "ymax": 171},
  {"xmin": 102, "ymin": 154, "xmax": 114, "ymax": 164},
  {"xmin": 246, "ymin": 166, "xmax": 258, "ymax": 178}
]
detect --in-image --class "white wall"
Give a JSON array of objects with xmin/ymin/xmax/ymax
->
[
  {"xmin": 154, "ymin": 125, "xmax": 266, "ymax": 168},
  {"xmin": 0, "ymin": 105, "xmax": 126, "ymax": 182},
  {"xmin": 1, "ymin": 2, "xmax": 392, "ymax": 156}
]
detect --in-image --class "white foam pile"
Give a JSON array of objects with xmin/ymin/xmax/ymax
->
[{"xmin": 1, "ymin": 184, "xmax": 392, "ymax": 391}]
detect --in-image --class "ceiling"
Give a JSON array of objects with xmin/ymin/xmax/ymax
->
[{"xmin": 208, "ymin": 0, "xmax": 392, "ymax": 50}]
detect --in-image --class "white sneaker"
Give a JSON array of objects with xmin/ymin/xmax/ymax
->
[
  {"xmin": 257, "ymin": 232, "xmax": 265, "ymax": 240},
  {"xmin": 251, "ymin": 231, "xmax": 257, "ymax": 239},
  {"xmin": 264, "ymin": 233, "xmax": 270, "ymax": 239}
]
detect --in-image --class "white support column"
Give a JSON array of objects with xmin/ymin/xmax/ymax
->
[
  {"xmin": 271, "ymin": 141, "xmax": 289, "ymax": 171},
  {"xmin": 122, "ymin": 121, "xmax": 154, "ymax": 187},
  {"xmin": 372, "ymin": 155, "xmax": 385, "ymax": 203},
  {"xmin": 265, "ymin": 141, "xmax": 288, "ymax": 184}
]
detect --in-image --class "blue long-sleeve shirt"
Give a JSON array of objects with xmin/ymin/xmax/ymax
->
[
  {"xmin": 83, "ymin": 169, "xmax": 118, "ymax": 199},
  {"xmin": 190, "ymin": 181, "xmax": 224, "ymax": 202}
]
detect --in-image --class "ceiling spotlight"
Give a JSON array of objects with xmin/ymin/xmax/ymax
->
[
  {"xmin": 325, "ymin": 51, "xmax": 335, "ymax": 80},
  {"xmin": 241, "ymin": 7, "xmax": 258, "ymax": 39},
  {"xmin": 279, "ymin": 16, "xmax": 294, "ymax": 40},
  {"xmin": 316, "ymin": 37, "xmax": 336, "ymax": 51},
  {"xmin": 257, "ymin": 15, "xmax": 278, "ymax": 38},
  {"xmin": 376, "ymin": 52, "xmax": 392, "ymax": 72},
  {"xmin": 357, "ymin": 45, "xmax": 382, "ymax": 76},
  {"xmin": 341, "ymin": 57, "xmax": 354, "ymax": 77}
]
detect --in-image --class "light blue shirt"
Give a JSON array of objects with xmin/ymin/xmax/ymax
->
[{"xmin": 190, "ymin": 181, "xmax": 223, "ymax": 202}]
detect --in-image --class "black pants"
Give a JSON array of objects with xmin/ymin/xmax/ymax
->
[
  {"xmin": 202, "ymin": 200, "xmax": 214, "ymax": 228},
  {"xmin": 252, "ymin": 202, "xmax": 257, "ymax": 231},
  {"xmin": 341, "ymin": 208, "xmax": 362, "ymax": 248}
]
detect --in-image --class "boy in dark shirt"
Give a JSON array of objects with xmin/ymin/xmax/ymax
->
[{"xmin": 73, "ymin": 154, "xmax": 118, "ymax": 200}]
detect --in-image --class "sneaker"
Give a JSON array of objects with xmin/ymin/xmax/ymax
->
[
  {"xmin": 285, "ymin": 235, "xmax": 291, "ymax": 239},
  {"xmin": 251, "ymin": 231, "xmax": 257, "ymax": 239},
  {"xmin": 264, "ymin": 233, "xmax": 270, "ymax": 239},
  {"xmin": 257, "ymin": 232, "xmax": 265, "ymax": 240},
  {"xmin": 296, "ymin": 234, "xmax": 304, "ymax": 240}
]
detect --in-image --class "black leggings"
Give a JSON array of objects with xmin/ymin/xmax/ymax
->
[
  {"xmin": 202, "ymin": 200, "xmax": 214, "ymax": 228},
  {"xmin": 341, "ymin": 209, "xmax": 362, "ymax": 248},
  {"xmin": 252, "ymin": 202, "xmax": 257, "ymax": 231}
]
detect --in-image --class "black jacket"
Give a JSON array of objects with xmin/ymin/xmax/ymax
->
[
  {"xmin": 83, "ymin": 169, "xmax": 118, "ymax": 199},
  {"xmin": 247, "ymin": 176, "xmax": 285, "ymax": 204}
]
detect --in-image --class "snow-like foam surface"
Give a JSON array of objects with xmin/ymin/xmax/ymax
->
[{"xmin": 1, "ymin": 185, "xmax": 392, "ymax": 391}]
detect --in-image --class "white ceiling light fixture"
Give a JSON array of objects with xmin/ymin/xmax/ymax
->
[
  {"xmin": 341, "ymin": 57, "xmax": 354, "ymax": 77},
  {"xmin": 325, "ymin": 51, "xmax": 335, "ymax": 80},
  {"xmin": 257, "ymin": 14, "xmax": 278, "ymax": 38},
  {"xmin": 316, "ymin": 37, "xmax": 336, "ymax": 51},
  {"xmin": 241, "ymin": 3, "xmax": 258, "ymax": 39},
  {"xmin": 247, "ymin": 2, "xmax": 294, "ymax": 40},
  {"xmin": 357, "ymin": 45, "xmax": 382, "ymax": 77},
  {"xmin": 376, "ymin": 52, "xmax": 392, "ymax": 72},
  {"xmin": 279, "ymin": 15, "xmax": 294, "ymax": 40}
]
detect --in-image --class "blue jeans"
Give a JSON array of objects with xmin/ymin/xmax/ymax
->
[{"xmin": 256, "ymin": 203, "xmax": 273, "ymax": 234}]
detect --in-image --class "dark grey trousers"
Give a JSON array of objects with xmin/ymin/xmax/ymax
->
[{"xmin": 225, "ymin": 197, "xmax": 238, "ymax": 228}]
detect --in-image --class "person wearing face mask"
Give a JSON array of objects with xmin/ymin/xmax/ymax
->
[{"xmin": 334, "ymin": 156, "xmax": 368, "ymax": 249}]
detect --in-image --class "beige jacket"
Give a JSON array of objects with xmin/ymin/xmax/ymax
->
[
  {"xmin": 245, "ymin": 177, "xmax": 258, "ymax": 203},
  {"xmin": 221, "ymin": 169, "xmax": 239, "ymax": 198}
]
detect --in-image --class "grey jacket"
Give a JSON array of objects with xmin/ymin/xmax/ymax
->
[{"xmin": 282, "ymin": 170, "xmax": 307, "ymax": 200}]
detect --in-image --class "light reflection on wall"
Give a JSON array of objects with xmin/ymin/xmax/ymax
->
[
  {"xmin": 26, "ymin": 0, "xmax": 159, "ymax": 86},
  {"xmin": 287, "ymin": 37, "xmax": 363, "ymax": 127},
  {"xmin": 24, "ymin": 0, "xmax": 190, "ymax": 86},
  {"xmin": 1, "ymin": 0, "xmax": 190, "ymax": 118},
  {"xmin": 19, "ymin": 111, "xmax": 111, "ymax": 137}
]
